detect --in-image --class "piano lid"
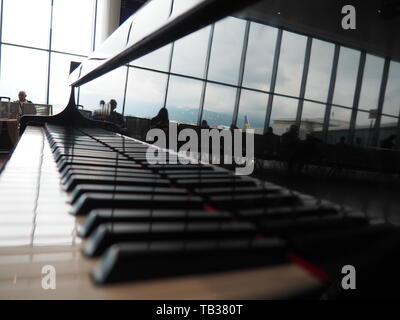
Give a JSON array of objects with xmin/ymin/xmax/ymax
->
[{"xmin": 69, "ymin": 0, "xmax": 261, "ymax": 88}]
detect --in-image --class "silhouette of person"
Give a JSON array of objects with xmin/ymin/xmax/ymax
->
[
  {"xmin": 380, "ymin": 134, "xmax": 397, "ymax": 149},
  {"xmin": 337, "ymin": 136, "xmax": 347, "ymax": 146},
  {"xmin": 108, "ymin": 99, "xmax": 125, "ymax": 129},
  {"xmin": 150, "ymin": 107, "xmax": 169, "ymax": 130},
  {"xmin": 201, "ymin": 120, "xmax": 210, "ymax": 129}
]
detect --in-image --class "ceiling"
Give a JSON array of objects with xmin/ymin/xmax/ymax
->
[{"xmin": 236, "ymin": 0, "xmax": 400, "ymax": 61}]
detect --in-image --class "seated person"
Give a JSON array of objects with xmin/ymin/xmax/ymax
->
[
  {"xmin": 107, "ymin": 99, "xmax": 126, "ymax": 129},
  {"xmin": 150, "ymin": 107, "xmax": 169, "ymax": 131},
  {"xmin": 14, "ymin": 90, "xmax": 36, "ymax": 116}
]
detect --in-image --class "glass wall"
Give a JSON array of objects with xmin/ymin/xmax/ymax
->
[
  {"xmin": 0, "ymin": 0, "xmax": 398, "ymax": 147},
  {"xmin": 0, "ymin": 0, "xmax": 94, "ymax": 111}
]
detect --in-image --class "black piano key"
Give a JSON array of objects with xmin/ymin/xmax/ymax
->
[
  {"xmin": 61, "ymin": 165, "xmax": 151, "ymax": 179},
  {"xmin": 64, "ymin": 174, "xmax": 170, "ymax": 192},
  {"xmin": 259, "ymin": 215, "xmax": 369, "ymax": 237},
  {"xmin": 208, "ymin": 193, "xmax": 300, "ymax": 210},
  {"xmin": 237, "ymin": 204, "xmax": 339, "ymax": 220},
  {"xmin": 147, "ymin": 164, "xmax": 213, "ymax": 171},
  {"xmin": 62, "ymin": 169, "xmax": 159, "ymax": 184},
  {"xmin": 84, "ymin": 221, "xmax": 257, "ymax": 257},
  {"xmin": 194, "ymin": 185, "xmax": 283, "ymax": 196},
  {"xmin": 57, "ymin": 158, "xmax": 141, "ymax": 171},
  {"xmin": 70, "ymin": 184, "xmax": 188, "ymax": 205},
  {"xmin": 92, "ymin": 238, "xmax": 287, "ymax": 284},
  {"xmin": 73, "ymin": 193, "xmax": 204, "ymax": 215},
  {"xmin": 79, "ymin": 208, "xmax": 234, "ymax": 238},
  {"xmin": 175, "ymin": 177, "xmax": 256, "ymax": 188}
]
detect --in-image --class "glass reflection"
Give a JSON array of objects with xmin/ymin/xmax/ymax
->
[
  {"xmin": 171, "ymin": 26, "xmax": 210, "ymax": 78},
  {"xmin": 301, "ymin": 102, "xmax": 326, "ymax": 140},
  {"xmin": 305, "ymin": 39, "xmax": 334, "ymax": 102},
  {"xmin": 131, "ymin": 45, "xmax": 172, "ymax": 72},
  {"xmin": 269, "ymin": 96, "xmax": 298, "ymax": 136},
  {"xmin": 202, "ymin": 83, "xmax": 236, "ymax": 127},
  {"xmin": 329, "ymin": 106, "xmax": 352, "ymax": 140},
  {"xmin": 49, "ymin": 53, "xmax": 84, "ymax": 114},
  {"xmin": 237, "ymin": 89, "xmax": 268, "ymax": 134},
  {"xmin": 358, "ymin": 54, "xmax": 384, "ymax": 111},
  {"xmin": 79, "ymin": 66, "xmax": 127, "ymax": 113},
  {"xmin": 382, "ymin": 61, "xmax": 400, "ymax": 116},
  {"xmin": 275, "ymin": 31, "xmax": 307, "ymax": 96},
  {"xmin": 124, "ymin": 68, "xmax": 168, "ymax": 118},
  {"xmin": 165, "ymin": 76, "xmax": 203, "ymax": 124},
  {"xmin": 207, "ymin": 17, "xmax": 246, "ymax": 85},
  {"xmin": 242, "ymin": 22, "xmax": 277, "ymax": 91},
  {"xmin": 333, "ymin": 47, "xmax": 360, "ymax": 107}
]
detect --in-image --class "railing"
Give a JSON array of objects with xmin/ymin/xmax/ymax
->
[{"xmin": 0, "ymin": 102, "xmax": 52, "ymax": 119}]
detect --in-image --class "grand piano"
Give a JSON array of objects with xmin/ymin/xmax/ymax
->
[{"xmin": 1, "ymin": 0, "xmax": 400, "ymax": 300}]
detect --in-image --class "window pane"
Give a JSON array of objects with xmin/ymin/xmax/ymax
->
[
  {"xmin": 329, "ymin": 107, "xmax": 352, "ymax": 129},
  {"xmin": 79, "ymin": 67, "xmax": 126, "ymax": 114},
  {"xmin": 2, "ymin": 0, "xmax": 51, "ymax": 49},
  {"xmin": 242, "ymin": 22, "xmax": 277, "ymax": 91},
  {"xmin": 171, "ymin": 26, "xmax": 210, "ymax": 78},
  {"xmin": 165, "ymin": 76, "xmax": 202, "ymax": 124},
  {"xmin": 124, "ymin": 68, "xmax": 167, "ymax": 118},
  {"xmin": 202, "ymin": 83, "xmax": 236, "ymax": 127},
  {"xmin": 305, "ymin": 39, "xmax": 334, "ymax": 102},
  {"xmin": 0, "ymin": 45, "xmax": 48, "ymax": 103},
  {"xmin": 270, "ymin": 96, "xmax": 298, "ymax": 136},
  {"xmin": 49, "ymin": 53, "xmax": 84, "ymax": 114},
  {"xmin": 207, "ymin": 17, "xmax": 245, "ymax": 85},
  {"xmin": 328, "ymin": 107, "xmax": 352, "ymax": 145},
  {"xmin": 275, "ymin": 31, "xmax": 307, "ymax": 96},
  {"xmin": 358, "ymin": 54, "xmax": 384, "ymax": 111},
  {"xmin": 52, "ymin": 0, "xmax": 95, "ymax": 55},
  {"xmin": 354, "ymin": 110, "xmax": 374, "ymax": 147},
  {"xmin": 299, "ymin": 101, "xmax": 325, "ymax": 139},
  {"xmin": 131, "ymin": 44, "xmax": 172, "ymax": 72},
  {"xmin": 379, "ymin": 118, "xmax": 398, "ymax": 147},
  {"xmin": 380, "ymin": 115, "xmax": 398, "ymax": 125},
  {"xmin": 333, "ymin": 47, "xmax": 360, "ymax": 107},
  {"xmin": 237, "ymin": 90, "xmax": 267, "ymax": 134},
  {"xmin": 383, "ymin": 61, "xmax": 400, "ymax": 116}
]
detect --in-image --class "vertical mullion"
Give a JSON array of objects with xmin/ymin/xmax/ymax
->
[
  {"xmin": 263, "ymin": 28, "xmax": 282, "ymax": 134},
  {"xmin": 162, "ymin": 42, "xmax": 175, "ymax": 107},
  {"xmin": 46, "ymin": 0, "xmax": 54, "ymax": 105},
  {"xmin": 296, "ymin": 36, "xmax": 312, "ymax": 125},
  {"xmin": 197, "ymin": 23, "xmax": 214, "ymax": 126},
  {"xmin": 348, "ymin": 51, "xmax": 366, "ymax": 144},
  {"xmin": 121, "ymin": 65, "xmax": 129, "ymax": 116},
  {"xmin": 396, "ymin": 108, "xmax": 400, "ymax": 150},
  {"xmin": 0, "ymin": 0, "xmax": 4, "ymax": 77},
  {"xmin": 162, "ymin": 0, "xmax": 175, "ymax": 108},
  {"xmin": 322, "ymin": 44, "xmax": 340, "ymax": 142},
  {"xmin": 232, "ymin": 20, "xmax": 250, "ymax": 127},
  {"xmin": 372, "ymin": 57, "xmax": 390, "ymax": 146},
  {"xmin": 92, "ymin": 0, "xmax": 98, "ymax": 52}
]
